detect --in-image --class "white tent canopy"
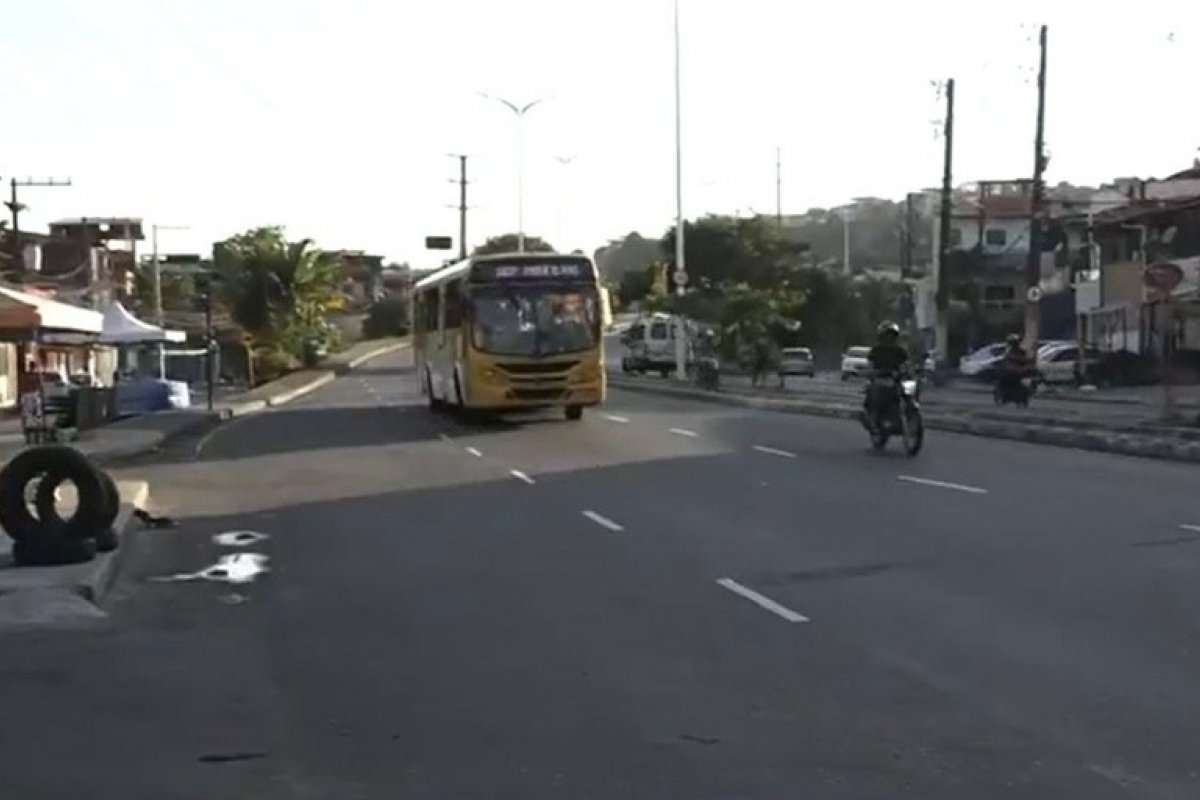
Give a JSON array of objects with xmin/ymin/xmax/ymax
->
[{"xmin": 99, "ymin": 301, "xmax": 186, "ymax": 344}]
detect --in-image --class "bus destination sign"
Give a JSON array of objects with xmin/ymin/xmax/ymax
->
[{"xmin": 480, "ymin": 262, "xmax": 587, "ymax": 281}]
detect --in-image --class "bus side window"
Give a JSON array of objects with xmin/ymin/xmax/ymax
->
[
  {"xmin": 422, "ymin": 290, "xmax": 440, "ymax": 340},
  {"xmin": 445, "ymin": 280, "xmax": 465, "ymax": 353},
  {"xmin": 444, "ymin": 280, "xmax": 463, "ymax": 328}
]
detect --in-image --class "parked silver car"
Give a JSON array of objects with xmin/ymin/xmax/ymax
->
[{"xmin": 778, "ymin": 347, "xmax": 815, "ymax": 378}]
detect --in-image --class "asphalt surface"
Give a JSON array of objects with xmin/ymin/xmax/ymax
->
[{"xmin": 2, "ymin": 347, "xmax": 1199, "ymax": 798}]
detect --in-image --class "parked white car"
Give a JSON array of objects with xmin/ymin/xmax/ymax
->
[
  {"xmin": 840, "ymin": 346, "xmax": 872, "ymax": 379},
  {"xmin": 958, "ymin": 343, "xmax": 1007, "ymax": 378}
]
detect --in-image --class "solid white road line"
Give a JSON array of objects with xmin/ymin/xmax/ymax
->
[
  {"xmin": 465, "ymin": 446, "xmax": 483, "ymax": 458},
  {"xmin": 582, "ymin": 510, "xmax": 624, "ymax": 532},
  {"xmin": 1181, "ymin": 524, "xmax": 1200, "ymax": 534},
  {"xmin": 716, "ymin": 578, "xmax": 809, "ymax": 623},
  {"xmin": 602, "ymin": 414, "xmax": 630, "ymax": 423},
  {"xmin": 669, "ymin": 427, "xmax": 698, "ymax": 438},
  {"xmin": 753, "ymin": 445, "xmax": 797, "ymax": 459},
  {"xmin": 510, "ymin": 470, "xmax": 535, "ymax": 485},
  {"xmin": 897, "ymin": 475, "xmax": 987, "ymax": 495}
]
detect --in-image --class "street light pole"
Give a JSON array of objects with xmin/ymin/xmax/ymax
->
[
  {"xmin": 555, "ymin": 155, "xmax": 576, "ymax": 249},
  {"xmin": 150, "ymin": 223, "xmax": 189, "ymax": 325},
  {"xmin": 479, "ymin": 93, "xmax": 547, "ymax": 252},
  {"xmin": 673, "ymin": 0, "xmax": 688, "ymax": 381}
]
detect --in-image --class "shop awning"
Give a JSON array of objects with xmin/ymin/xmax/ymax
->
[
  {"xmin": 99, "ymin": 301, "xmax": 187, "ymax": 344},
  {"xmin": 0, "ymin": 284, "xmax": 103, "ymax": 334}
]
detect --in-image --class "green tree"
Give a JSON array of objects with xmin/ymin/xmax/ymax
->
[
  {"xmin": 595, "ymin": 232, "xmax": 660, "ymax": 280},
  {"xmin": 660, "ymin": 215, "xmax": 801, "ymax": 291},
  {"xmin": 214, "ymin": 226, "xmax": 343, "ymax": 353},
  {"xmin": 472, "ymin": 233, "xmax": 555, "ymax": 256},
  {"xmin": 362, "ymin": 296, "xmax": 410, "ymax": 339}
]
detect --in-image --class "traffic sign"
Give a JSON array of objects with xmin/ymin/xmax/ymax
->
[
  {"xmin": 1026, "ymin": 285, "xmax": 1043, "ymax": 303},
  {"xmin": 673, "ymin": 270, "xmax": 688, "ymax": 286},
  {"xmin": 1144, "ymin": 261, "xmax": 1184, "ymax": 294},
  {"xmin": 425, "ymin": 235, "xmax": 453, "ymax": 251}
]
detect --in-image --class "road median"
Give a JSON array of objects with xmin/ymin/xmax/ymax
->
[
  {"xmin": 609, "ymin": 372, "xmax": 1200, "ymax": 465},
  {"xmin": 0, "ymin": 480, "xmax": 150, "ymax": 626}
]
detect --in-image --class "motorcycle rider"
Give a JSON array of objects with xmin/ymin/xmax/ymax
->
[
  {"xmin": 863, "ymin": 322, "xmax": 910, "ymax": 428},
  {"xmin": 996, "ymin": 333, "xmax": 1031, "ymax": 399}
]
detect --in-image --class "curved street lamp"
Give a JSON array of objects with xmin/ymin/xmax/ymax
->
[{"xmin": 478, "ymin": 93, "xmax": 550, "ymax": 252}]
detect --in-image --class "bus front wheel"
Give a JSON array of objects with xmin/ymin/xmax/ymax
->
[{"xmin": 564, "ymin": 404, "xmax": 583, "ymax": 421}]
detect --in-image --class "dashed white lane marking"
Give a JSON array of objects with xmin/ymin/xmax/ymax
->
[
  {"xmin": 753, "ymin": 445, "xmax": 797, "ymax": 459},
  {"xmin": 1181, "ymin": 524, "xmax": 1200, "ymax": 534},
  {"xmin": 582, "ymin": 510, "xmax": 624, "ymax": 532},
  {"xmin": 510, "ymin": 470, "xmax": 535, "ymax": 485},
  {"xmin": 716, "ymin": 578, "xmax": 809, "ymax": 623},
  {"xmin": 669, "ymin": 427, "xmax": 698, "ymax": 438},
  {"xmin": 603, "ymin": 414, "xmax": 630, "ymax": 423},
  {"xmin": 465, "ymin": 446, "xmax": 483, "ymax": 458},
  {"xmin": 897, "ymin": 475, "xmax": 987, "ymax": 495}
]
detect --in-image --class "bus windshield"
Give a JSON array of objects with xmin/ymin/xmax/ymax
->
[{"xmin": 471, "ymin": 286, "xmax": 599, "ymax": 357}]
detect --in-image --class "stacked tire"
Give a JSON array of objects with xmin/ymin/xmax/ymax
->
[{"xmin": 0, "ymin": 446, "xmax": 121, "ymax": 566}]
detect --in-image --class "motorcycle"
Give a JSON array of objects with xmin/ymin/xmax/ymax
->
[
  {"xmin": 693, "ymin": 356, "xmax": 720, "ymax": 390},
  {"xmin": 993, "ymin": 366, "xmax": 1037, "ymax": 407},
  {"xmin": 862, "ymin": 372, "xmax": 924, "ymax": 456}
]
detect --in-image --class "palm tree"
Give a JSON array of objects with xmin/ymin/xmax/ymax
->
[{"xmin": 216, "ymin": 226, "xmax": 343, "ymax": 349}]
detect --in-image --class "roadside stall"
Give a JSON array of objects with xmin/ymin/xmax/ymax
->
[
  {"xmin": 98, "ymin": 301, "xmax": 190, "ymax": 414},
  {"xmin": 0, "ymin": 285, "xmax": 104, "ymax": 442}
]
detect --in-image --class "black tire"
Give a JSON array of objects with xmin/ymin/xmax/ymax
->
[
  {"xmin": 870, "ymin": 430, "xmax": 889, "ymax": 451},
  {"xmin": 902, "ymin": 407, "xmax": 925, "ymax": 456},
  {"xmin": 12, "ymin": 535, "xmax": 96, "ymax": 566},
  {"xmin": 564, "ymin": 404, "xmax": 583, "ymax": 421},
  {"xmin": 34, "ymin": 465, "xmax": 121, "ymax": 536},
  {"xmin": 659, "ymin": 368, "xmax": 670, "ymax": 378},
  {"xmin": 0, "ymin": 446, "xmax": 107, "ymax": 542},
  {"xmin": 426, "ymin": 373, "xmax": 444, "ymax": 411}
]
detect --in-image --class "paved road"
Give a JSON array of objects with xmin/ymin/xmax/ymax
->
[{"xmin": 2, "ymin": 348, "xmax": 1199, "ymax": 798}]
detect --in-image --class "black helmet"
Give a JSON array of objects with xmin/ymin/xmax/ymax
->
[{"xmin": 877, "ymin": 321, "xmax": 900, "ymax": 338}]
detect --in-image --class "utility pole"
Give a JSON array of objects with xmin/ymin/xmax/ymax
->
[
  {"xmin": 672, "ymin": 0, "xmax": 688, "ymax": 381},
  {"xmin": 448, "ymin": 154, "xmax": 468, "ymax": 260},
  {"xmin": 902, "ymin": 192, "xmax": 915, "ymax": 278},
  {"xmin": 935, "ymin": 78, "xmax": 956, "ymax": 369},
  {"xmin": 1024, "ymin": 24, "xmax": 1049, "ymax": 352},
  {"xmin": 6, "ymin": 177, "xmax": 72, "ymax": 246},
  {"xmin": 842, "ymin": 208, "xmax": 852, "ymax": 275},
  {"xmin": 775, "ymin": 146, "xmax": 783, "ymax": 228}
]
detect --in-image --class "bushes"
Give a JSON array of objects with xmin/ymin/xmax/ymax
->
[
  {"xmin": 362, "ymin": 297, "xmax": 410, "ymax": 340},
  {"xmin": 252, "ymin": 346, "xmax": 300, "ymax": 384}
]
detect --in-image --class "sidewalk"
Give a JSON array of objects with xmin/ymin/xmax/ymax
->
[
  {"xmin": 0, "ymin": 337, "xmax": 409, "ymax": 466},
  {"xmin": 608, "ymin": 369, "xmax": 1200, "ymax": 465},
  {"xmin": 699, "ymin": 371, "xmax": 1200, "ymax": 428}
]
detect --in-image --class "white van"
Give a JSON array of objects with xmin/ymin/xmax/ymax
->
[{"xmin": 620, "ymin": 313, "xmax": 689, "ymax": 377}]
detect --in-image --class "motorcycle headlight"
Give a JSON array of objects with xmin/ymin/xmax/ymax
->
[{"xmin": 901, "ymin": 379, "xmax": 918, "ymax": 395}]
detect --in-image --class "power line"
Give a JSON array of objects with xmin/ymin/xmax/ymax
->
[{"xmin": 5, "ymin": 177, "xmax": 73, "ymax": 244}]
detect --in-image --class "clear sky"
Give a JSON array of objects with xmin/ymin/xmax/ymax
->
[{"xmin": 2, "ymin": 0, "xmax": 1196, "ymax": 267}]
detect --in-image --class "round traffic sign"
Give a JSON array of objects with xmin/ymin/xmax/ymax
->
[
  {"xmin": 673, "ymin": 270, "xmax": 689, "ymax": 286},
  {"xmin": 1026, "ymin": 286, "xmax": 1043, "ymax": 303},
  {"xmin": 1143, "ymin": 261, "xmax": 1184, "ymax": 293}
]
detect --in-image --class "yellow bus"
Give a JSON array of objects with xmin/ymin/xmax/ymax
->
[{"xmin": 413, "ymin": 252, "xmax": 608, "ymax": 420}]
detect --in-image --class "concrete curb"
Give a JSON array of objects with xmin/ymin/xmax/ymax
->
[
  {"xmin": 81, "ymin": 481, "xmax": 152, "ymax": 604},
  {"xmin": 337, "ymin": 339, "xmax": 411, "ymax": 374},
  {"xmin": 0, "ymin": 480, "xmax": 151, "ymax": 611},
  {"xmin": 609, "ymin": 375, "xmax": 1200, "ymax": 465}
]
